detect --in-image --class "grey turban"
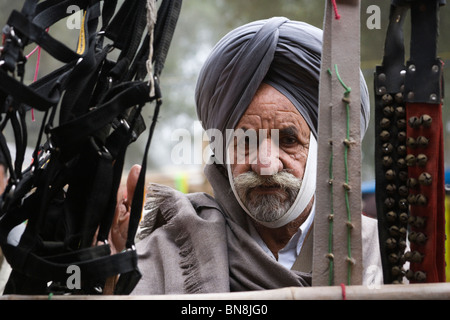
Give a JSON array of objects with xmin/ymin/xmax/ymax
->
[{"xmin": 195, "ymin": 17, "xmax": 370, "ymax": 139}]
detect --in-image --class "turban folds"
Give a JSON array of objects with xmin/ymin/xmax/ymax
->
[{"xmin": 195, "ymin": 17, "xmax": 370, "ymax": 139}]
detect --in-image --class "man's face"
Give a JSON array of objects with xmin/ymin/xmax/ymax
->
[{"xmin": 229, "ymin": 83, "xmax": 311, "ymax": 223}]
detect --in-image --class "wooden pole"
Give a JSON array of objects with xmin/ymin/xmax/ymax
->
[{"xmin": 313, "ymin": 0, "xmax": 363, "ymax": 286}]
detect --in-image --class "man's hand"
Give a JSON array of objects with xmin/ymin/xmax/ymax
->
[{"xmin": 109, "ymin": 164, "xmax": 141, "ymax": 254}]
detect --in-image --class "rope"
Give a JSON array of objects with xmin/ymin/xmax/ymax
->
[
  {"xmin": 331, "ymin": 0, "xmax": 341, "ymax": 20},
  {"xmin": 146, "ymin": 0, "xmax": 157, "ymax": 97}
]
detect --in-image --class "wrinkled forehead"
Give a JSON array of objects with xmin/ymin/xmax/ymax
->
[{"xmin": 235, "ymin": 84, "xmax": 311, "ymax": 138}]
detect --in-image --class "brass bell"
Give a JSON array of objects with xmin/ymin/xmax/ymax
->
[
  {"xmin": 383, "ymin": 105, "xmax": 395, "ymax": 117},
  {"xmin": 395, "ymin": 105, "xmax": 405, "ymax": 116},
  {"xmin": 397, "ymin": 145, "xmax": 407, "ymax": 156},
  {"xmin": 398, "ymin": 170, "xmax": 408, "ymax": 182},
  {"xmin": 380, "ymin": 118, "xmax": 391, "ymax": 129},
  {"xmin": 408, "ymin": 231, "xmax": 417, "ymax": 243},
  {"xmin": 415, "ymin": 232, "xmax": 428, "ymax": 245},
  {"xmin": 388, "ymin": 253, "xmax": 399, "ymax": 264},
  {"xmin": 397, "ymin": 118, "xmax": 406, "ymax": 129},
  {"xmin": 414, "ymin": 216, "xmax": 426, "ymax": 228},
  {"xmin": 398, "ymin": 239, "xmax": 407, "ymax": 250},
  {"xmin": 414, "ymin": 271, "xmax": 427, "ymax": 282},
  {"xmin": 418, "ymin": 172, "xmax": 432, "ymax": 186},
  {"xmin": 386, "ymin": 237, "xmax": 397, "ymax": 250},
  {"xmin": 394, "ymin": 92, "xmax": 404, "ymax": 104},
  {"xmin": 406, "ymin": 137, "xmax": 417, "ymax": 148},
  {"xmin": 420, "ymin": 114, "xmax": 432, "ymax": 128},
  {"xmin": 389, "ymin": 225, "xmax": 400, "ymax": 237},
  {"xmin": 384, "ymin": 197, "xmax": 396, "ymax": 209},
  {"xmin": 406, "ymin": 178, "xmax": 418, "ymax": 189},
  {"xmin": 398, "ymin": 185, "xmax": 409, "ymax": 197},
  {"xmin": 385, "ymin": 169, "xmax": 396, "ymax": 181},
  {"xmin": 397, "ymin": 158, "xmax": 407, "ymax": 169},
  {"xmin": 416, "ymin": 154, "xmax": 428, "ymax": 166},
  {"xmin": 416, "ymin": 136, "xmax": 429, "ymax": 148},
  {"xmin": 382, "ymin": 143, "xmax": 394, "ymax": 155},
  {"xmin": 408, "ymin": 116, "xmax": 422, "ymax": 129},
  {"xmin": 398, "ymin": 198, "xmax": 408, "ymax": 210},
  {"xmin": 415, "ymin": 194, "xmax": 427, "ymax": 206},
  {"xmin": 407, "ymin": 191, "xmax": 417, "ymax": 202},
  {"xmin": 386, "ymin": 210, "xmax": 397, "ymax": 222},
  {"xmin": 382, "ymin": 156, "xmax": 393, "ymax": 167},
  {"xmin": 382, "ymin": 93, "xmax": 393, "ymax": 105},
  {"xmin": 380, "ymin": 130, "xmax": 391, "ymax": 141},
  {"xmin": 405, "ymin": 269, "xmax": 414, "ymax": 280},
  {"xmin": 391, "ymin": 266, "xmax": 402, "ymax": 276},
  {"xmin": 397, "ymin": 131, "xmax": 406, "ymax": 142},
  {"xmin": 405, "ymin": 154, "xmax": 416, "ymax": 166},
  {"xmin": 386, "ymin": 183, "xmax": 397, "ymax": 195}
]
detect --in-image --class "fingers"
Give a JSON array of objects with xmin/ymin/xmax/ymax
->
[{"xmin": 125, "ymin": 164, "xmax": 141, "ymax": 207}]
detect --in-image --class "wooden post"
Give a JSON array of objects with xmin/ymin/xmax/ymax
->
[{"xmin": 313, "ymin": 0, "xmax": 363, "ymax": 286}]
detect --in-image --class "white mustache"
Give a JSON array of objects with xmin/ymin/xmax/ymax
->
[{"xmin": 233, "ymin": 170, "xmax": 302, "ymax": 192}]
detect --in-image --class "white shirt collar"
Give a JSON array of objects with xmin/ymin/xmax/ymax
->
[{"xmin": 248, "ymin": 201, "xmax": 316, "ymax": 269}]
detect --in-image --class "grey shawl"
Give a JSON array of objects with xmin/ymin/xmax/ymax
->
[
  {"xmin": 132, "ymin": 162, "xmax": 311, "ymax": 295},
  {"xmin": 132, "ymin": 163, "xmax": 382, "ymax": 295}
]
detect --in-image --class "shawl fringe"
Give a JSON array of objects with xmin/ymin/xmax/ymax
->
[{"xmin": 137, "ymin": 183, "xmax": 204, "ymax": 294}]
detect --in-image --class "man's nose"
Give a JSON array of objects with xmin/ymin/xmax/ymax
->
[{"xmin": 251, "ymin": 138, "xmax": 282, "ymax": 176}]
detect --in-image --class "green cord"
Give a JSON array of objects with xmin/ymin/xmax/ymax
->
[{"xmin": 332, "ymin": 64, "xmax": 353, "ymax": 285}]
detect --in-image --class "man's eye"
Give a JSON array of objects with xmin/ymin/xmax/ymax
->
[{"xmin": 280, "ymin": 136, "xmax": 298, "ymax": 146}]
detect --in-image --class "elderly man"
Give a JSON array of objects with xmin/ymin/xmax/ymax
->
[{"xmin": 111, "ymin": 17, "xmax": 381, "ymax": 294}]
